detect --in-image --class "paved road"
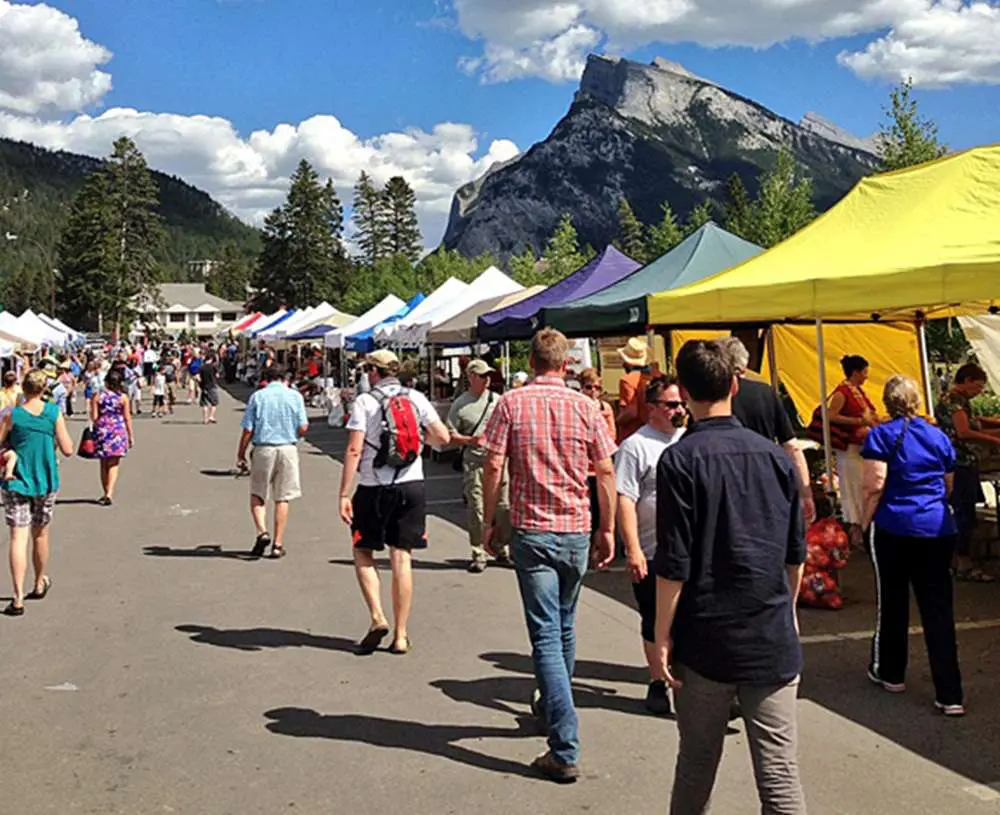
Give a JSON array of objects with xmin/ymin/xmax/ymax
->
[{"xmin": 3, "ymin": 386, "xmax": 1000, "ymax": 814}]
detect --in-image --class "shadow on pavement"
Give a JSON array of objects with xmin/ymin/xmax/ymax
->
[
  {"xmin": 262, "ymin": 707, "xmax": 540, "ymax": 778},
  {"xmin": 480, "ymin": 650, "xmax": 648, "ymax": 687},
  {"xmin": 176, "ymin": 624, "xmax": 357, "ymax": 653},
  {"xmin": 142, "ymin": 544, "xmax": 255, "ymax": 560},
  {"xmin": 55, "ymin": 498, "xmax": 102, "ymax": 506},
  {"xmin": 200, "ymin": 468, "xmax": 241, "ymax": 478},
  {"xmin": 327, "ymin": 557, "xmax": 471, "ymax": 572}
]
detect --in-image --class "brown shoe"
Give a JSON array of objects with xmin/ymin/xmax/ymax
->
[{"xmin": 531, "ymin": 751, "xmax": 580, "ymax": 784}]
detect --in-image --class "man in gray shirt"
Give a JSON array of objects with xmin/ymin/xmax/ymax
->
[{"xmin": 615, "ymin": 376, "xmax": 687, "ymax": 715}]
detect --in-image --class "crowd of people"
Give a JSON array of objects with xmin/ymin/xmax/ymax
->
[{"xmin": 2, "ymin": 324, "xmax": 995, "ymax": 812}]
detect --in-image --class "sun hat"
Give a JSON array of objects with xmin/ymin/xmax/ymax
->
[
  {"xmin": 365, "ymin": 349, "xmax": 399, "ymax": 369},
  {"xmin": 466, "ymin": 359, "xmax": 494, "ymax": 376},
  {"xmin": 617, "ymin": 337, "xmax": 650, "ymax": 368}
]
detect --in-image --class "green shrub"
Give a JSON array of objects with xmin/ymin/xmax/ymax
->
[{"xmin": 971, "ymin": 393, "xmax": 1000, "ymax": 417}]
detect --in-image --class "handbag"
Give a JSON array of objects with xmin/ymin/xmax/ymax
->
[
  {"xmin": 805, "ymin": 406, "xmax": 851, "ymax": 452},
  {"xmin": 452, "ymin": 392, "xmax": 494, "ymax": 471},
  {"xmin": 77, "ymin": 426, "xmax": 97, "ymax": 459}
]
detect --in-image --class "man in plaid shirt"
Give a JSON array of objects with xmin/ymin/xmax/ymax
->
[{"xmin": 481, "ymin": 328, "xmax": 617, "ymax": 783}]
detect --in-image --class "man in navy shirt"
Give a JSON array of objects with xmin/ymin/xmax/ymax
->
[{"xmin": 654, "ymin": 340, "xmax": 807, "ymax": 815}]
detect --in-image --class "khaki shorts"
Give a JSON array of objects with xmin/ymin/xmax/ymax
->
[{"xmin": 250, "ymin": 445, "xmax": 301, "ymax": 502}]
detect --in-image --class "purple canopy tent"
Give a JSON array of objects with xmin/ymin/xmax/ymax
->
[{"xmin": 477, "ymin": 246, "xmax": 641, "ymax": 341}]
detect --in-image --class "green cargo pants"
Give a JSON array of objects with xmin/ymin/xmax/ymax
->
[{"xmin": 463, "ymin": 462, "xmax": 511, "ymax": 562}]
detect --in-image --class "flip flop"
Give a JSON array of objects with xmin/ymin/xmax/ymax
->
[
  {"xmin": 2, "ymin": 601, "xmax": 24, "ymax": 617},
  {"xmin": 250, "ymin": 533, "xmax": 271, "ymax": 559},
  {"xmin": 270, "ymin": 545, "xmax": 286, "ymax": 559},
  {"xmin": 389, "ymin": 637, "xmax": 413, "ymax": 656},
  {"xmin": 356, "ymin": 625, "xmax": 390, "ymax": 655},
  {"xmin": 26, "ymin": 576, "xmax": 51, "ymax": 600}
]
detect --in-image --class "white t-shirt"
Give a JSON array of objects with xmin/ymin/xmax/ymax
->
[
  {"xmin": 347, "ymin": 379, "xmax": 440, "ymax": 487},
  {"xmin": 143, "ymin": 349, "xmax": 158, "ymax": 364},
  {"xmin": 614, "ymin": 424, "xmax": 686, "ymax": 559},
  {"xmin": 153, "ymin": 373, "xmax": 166, "ymax": 396}
]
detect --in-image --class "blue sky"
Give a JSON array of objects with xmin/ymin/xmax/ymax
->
[{"xmin": 1, "ymin": 0, "xmax": 997, "ymax": 243}]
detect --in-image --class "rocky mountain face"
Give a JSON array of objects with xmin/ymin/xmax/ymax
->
[{"xmin": 442, "ymin": 54, "xmax": 878, "ymax": 259}]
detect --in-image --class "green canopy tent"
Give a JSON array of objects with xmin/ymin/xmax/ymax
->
[{"xmin": 543, "ymin": 222, "xmax": 763, "ymax": 337}]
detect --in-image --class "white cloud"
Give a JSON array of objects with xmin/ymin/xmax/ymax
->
[
  {"xmin": 0, "ymin": 0, "xmax": 112, "ymax": 114},
  {"xmin": 0, "ymin": 2, "xmax": 520, "ymax": 246},
  {"xmin": 452, "ymin": 0, "xmax": 1000, "ymax": 87}
]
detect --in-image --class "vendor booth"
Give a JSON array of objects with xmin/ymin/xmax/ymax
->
[{"xmin": 427, "ymin": 286, "xmax": 545, "ymax": 345}]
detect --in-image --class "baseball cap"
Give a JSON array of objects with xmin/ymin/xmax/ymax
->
[
  {"xmin": 365, "ymin": 349, "xmax": 399, "ymax": 369},
  {"xmin": 466, "ymin": 359, "xmax": 494, "ymax": 376}
]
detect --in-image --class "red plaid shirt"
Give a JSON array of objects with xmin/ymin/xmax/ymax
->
[{"xmin": 482, "ymin": 375, "xmax": 618, "ymax": 533}]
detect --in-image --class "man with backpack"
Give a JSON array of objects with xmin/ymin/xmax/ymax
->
[{"xmin": 338, "ymin": 350, "xmax": 450, "ymax": 656}]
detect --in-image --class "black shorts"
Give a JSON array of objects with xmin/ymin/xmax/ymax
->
[
  {"xmin": 632, "ymin": 566, "xmax": 656, "ymax": 644},
  {"xmin": 588, "ymin": 475, "xmax": 600, "ymax": 535},
  {"xmin": 153, "ymin": 395, "xmax": 166, "ymax": 408},
  {"xmin": 352, "ymin": 483, "xmax": 427, "ymax": 552}
]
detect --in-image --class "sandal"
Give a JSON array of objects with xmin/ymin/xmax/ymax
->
[
  {"xmin": 356, "ymin": 624, "xmax": 390, "ymax": 655},
  {"xmin": 270, "ymin": 545, "xmax": 286, "ymax": 559},
  {"xmin": 389, "ymin": 637, "xmax": 413, "ymax": 655},
  {"xmin": 955, "ymin": 568, "xmax": 995, "ymax": 583},
  {"xmin": 98, "ymin": 496, "xmax": 113, "ymax": 507},
  {"xmin": 250, "ymin": 532, "xmax": 271, "ymax": 559},
  {"xmin": 2, "ymin": 601, "xmax": 24, "ymax": 617},
  {"xmin": 26, "ymin": 576, "xmax": 51, "ymax": 600}
]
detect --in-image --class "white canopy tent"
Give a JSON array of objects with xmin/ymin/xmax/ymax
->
[
  {"xmin": 39, "ymin": 313, "xmax": 81, "ymax": 341},
  {"xmin": 260, "ymin": 305, "xmax": 318, "ymax": 341},
  {"xmin": 0, "ymin": 312, "xmax": 37, "ymax": 349},
  {"xmin": 18, "ymin": 310, "xmax": 69, "ymax": 346},
  {"xmin": 376, "ymin": 277, "xmax": 469, "ymax": 344},
  {"xmin": 325, "ymin": 295, "xmax": 407, "ymax": 350},
  {"xmin": 248, "ymin": 309, "xmax": 289, "ymax": 338},
  {"xmin": 398, "ymin": 267, "xmax": 523, "ymax": 346}
]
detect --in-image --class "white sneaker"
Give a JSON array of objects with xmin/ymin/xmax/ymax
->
[
  {"xmin": 867, "ymin": 669, "xmax": 906, "ymax": 693},
  {"xmin": 934, "ymin": 701, "xmax": 965, "ymax": 717}
]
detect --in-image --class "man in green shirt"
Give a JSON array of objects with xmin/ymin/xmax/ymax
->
[{"xmin": 447, "ymin": 359, "xmax": 510, "ymax": 573}]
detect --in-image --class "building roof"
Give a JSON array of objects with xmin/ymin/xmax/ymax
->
[{"xmin": 157, "ymin": 284, "xmax": 244, "ymax": 312}]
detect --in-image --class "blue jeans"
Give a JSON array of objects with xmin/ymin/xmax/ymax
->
[{"xmin": 512, "ymin": 529, "xmax": 590, "ymax": 766}]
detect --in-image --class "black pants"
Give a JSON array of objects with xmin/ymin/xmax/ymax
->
[
  {"xmin": 869, "ymin": 528, "xmax": 963, "ymax": 705},
  {"xmin": 950, "ymin": 465, "xmax": 981, "ymax": 556}
]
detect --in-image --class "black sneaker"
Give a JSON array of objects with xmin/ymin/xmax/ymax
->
[
  {"xmin": 644, "ymin": 680, "xmax": 671, "ymax": 716},
  {"xmin": 250, "ymin": 533, "xmax": 271, "ymax": 559},
  {"xmin": 531, "ymin": 751, "xmax": 580, "ymax": 784},
  {"xmin": 729, "ymin": 699, "xmax": 742, "ymax": 722}
]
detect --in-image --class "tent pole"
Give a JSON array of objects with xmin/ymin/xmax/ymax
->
[
  {"xmin": 428, "ymin": 343, "xmax": 435, "ymax": 401},
  {"xmin": 766, "ymin": 327, "xmax": 779, "ymax": 391},
  {"xmin": 816, "ymin": 318, "xmax": 835, "ymax": 494},
  {"xmin": 504, "ymin": 340, "xmax": 510, "ymax": 386},
  {"xmin": 917, "ymin": 318, "xmax": 934, "ymax": 414}
]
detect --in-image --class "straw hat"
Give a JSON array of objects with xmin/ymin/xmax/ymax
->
[
  {"xmin": 466, "ymin": 359, "xmax": 494, "ymax": 376},
  {"xmin": 617, "ymin": 337, "xmax": 650, "ymax": 368},
  {"xmin": 365, "ymin": 349, "xmax": 399, "ymax": 369}
]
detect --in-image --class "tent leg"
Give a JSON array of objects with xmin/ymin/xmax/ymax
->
[
  {"xmin": 428, "ymin": 343, "xmax": 435, "ymax": 401},
  {"xmin": 816, "ymin": 319, "xmax": 834, "ymax": 495},
  {"xmin": 766, "ymin": 327, "xmax": 779, "ymax": 391},
  {"xmin": 917, "ymin": 319, "xmax": 934, "ymax": 414},
  {"xmin": 503, "ymin": 341, "xmax": 510, "ymax": 387}
]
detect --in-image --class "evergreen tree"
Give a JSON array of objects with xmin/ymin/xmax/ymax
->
[
  {"xmin": 613, "ymin": 198, "xmax": 647, "ymax": 263},
  {"xmin": 684, "ymin": 201, "xmax": 714, "ymax": 237},
  {"xmin": 541, "ymin": 214, "xmax": 586, "ymax": 285},
  {"xmin": 352, "ymin": 171, "xmax": 390, "ymax": 266},
  {"xmin": 56, "ymin": 138, "xmax": 165, "ymax": 336},
  {"xmin": 748, "ymin": 151, "xmax": 816, "ymax": 248},
  {"xmin": 723, "ymin": 174, "xmax": 753, "ymax": 240},
  {"xmin": 645, "ymin": 202, "xmax": 684, "ymax": 259},
  {"xmin": 253, "ymin": 160, "xmax": 350, "ymax": 311},
  {"xmin": 208, "ymin": 242, "xmax": 250, "ymax": 302},
  {"xmin": 877, "ymin": 79, "xmax": 947, "ymax": 172},
  {"xmin": 383, "ymin": 176, "xmax": 422, "ymax": 263},
  {"xmin": 508, "ymin": 245, "xmax": 541, "ymax": 287}
]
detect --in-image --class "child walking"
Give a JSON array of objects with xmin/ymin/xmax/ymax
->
[{"xmin": 152, "ymin": 370, "xmax": 167, "ymax": 418}]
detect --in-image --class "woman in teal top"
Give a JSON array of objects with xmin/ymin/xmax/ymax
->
[{"xmin": 0, "ymin": 370, "xmax": 74, "ymax": 616}]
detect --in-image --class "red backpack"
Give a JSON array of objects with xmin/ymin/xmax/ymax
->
[{"xmin": 368, "ymin": 386, "xmax": 424, "ymax": 476}]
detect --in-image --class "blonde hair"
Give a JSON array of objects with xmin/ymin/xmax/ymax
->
[
  {"xmin": 883, "ymin": 375, "xmax": 922, "ymax": 419},
  {"xmin": 22, "ymin": 369, "xmax": 49, "ymax": 397},
  {"xmin": 579, "ymin": 367, "xmax": 600, "ymax": 386},
  {"xmin": 530, "ymin": 328, "xmax": 569, "ymax": 374}
]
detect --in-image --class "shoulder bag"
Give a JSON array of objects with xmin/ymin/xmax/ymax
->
[{"xmin": 453, "ymin": 392, "xmax": 494, "ymax": 472}]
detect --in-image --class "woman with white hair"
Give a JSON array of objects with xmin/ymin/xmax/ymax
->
[{"xmin": 861, "ymin": 375, "xmax": 964, "ymax": 716}]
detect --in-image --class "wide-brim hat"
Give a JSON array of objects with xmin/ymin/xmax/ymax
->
[
  {"xmin": 365, "ymin": 349, "xmax": 399, "ymax": 369},
  {"xmin": 466, "ymin": 359, "xmax": 494, "ymax": 376},
  {"xmin": 617, "ymin": 337, "xmax": 650, "ymax": 368}
]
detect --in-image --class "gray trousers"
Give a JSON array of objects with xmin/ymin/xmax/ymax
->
[{"xmin": 670, "ymin": 665, "xmax": 806, "ymax": 815}]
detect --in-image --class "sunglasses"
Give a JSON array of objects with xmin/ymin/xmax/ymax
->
[
  {"xmin": 654, "ymin": 400, "xmax": 686, "ymax": 409},
  {"xmin": 582, "ymin": 383, "xmax": 601, "ymax": 391}
]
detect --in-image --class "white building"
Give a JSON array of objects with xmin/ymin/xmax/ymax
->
[{"xmin": 135, "ymin": 283, "xmax": 245, "ymax": 340}]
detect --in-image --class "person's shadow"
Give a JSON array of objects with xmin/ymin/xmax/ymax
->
[
  {"xmin": 176, "ymin": 624, "xmax": 357, "ymax": 653},
  {"xmin": 142, "ymin": 544, "xmax": 254, "ymax": 561},
  {"xmin": 263, "ymin": 707, "xmax": 541, "ymax": 778}
]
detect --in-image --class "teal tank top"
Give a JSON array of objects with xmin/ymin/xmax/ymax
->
[{"xmin": 5, "ymin": 401, "xmax": 60, "ymax": 497}]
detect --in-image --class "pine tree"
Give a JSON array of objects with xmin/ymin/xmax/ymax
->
[
  {"xmin": 723, "ymin": 174, "xmax": 753, "ymax": 240},
  {"xmin": 508, "ymin": 245, "xmax": 541, "ymax": 286},
  {"xmin": 383, "ymin": 176, "xmax": 422, "ymax": 264},
  {"xmin": 208, "ymin": 242, "xmax": 250, "ymax": 302},
  {"xmin": 748, "ymin": 151, "xmax": 816, "ymax": 249},
  {"xmin": 877, "ymin": 79, "xmax": 947, "ymax": 172},
  {"xmin": 684, "ymin": 201, "xmax": 714, "ymax": 237},
  {"xmin": 56, "ymin": 139, "xmax": 165, "ymax": 336},
  {"xmin": 541, "ymin": 214, "xmax": 586, "ymax": 285},
  {"xmin": 352, "ymin": 171, "xmax": 390, "ymax": 266},
  {"xmin": 253, "ymin": 161, "xmax": 350, "ymax": 311},
  {"xmin": 645, "ymin": 202, "xmax": 684, "ymax": 259},
  {"xmin": 613, "ymin": 198, "xmax": 647, "ymax": 263}
]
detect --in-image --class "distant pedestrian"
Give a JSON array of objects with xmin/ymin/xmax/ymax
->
[
  {"xmin": 615, "ymin": 376, "xmax": 686, "ymax": 716},
  {"xmin": 237, "ymin": 366, "xmax": 308, "ymax": 560},
  {"xmin": 200, "ymin": 353, "xmax": 220, "ymax": 424},
  {"xmin": 152, "ymin": 370, "xmax": 167, "ymax": 418},
  {"xmin": 0, "ymin": 370, "xmax": 75, "ymax": 616},
  {"xmin": 616, "ymin": 337, "xmax": 654, "ymax": 442},
  {"xmin": 446, "ymin": 359, "xmax": 509, "ymax": 573},
  {"xmin": 187, "ymin": 350, "xmax": 203, "ymax": 404},
  {"xmin": 91, "ymin": 369, "xmax": 134, "ymax": 507},
  {"xmin": 481, "ymin": 328, "xmax": 617, "ymax": 783},
  {"xmin": 57, "ymin": 361, "xmax": 76, "ymax": 417},
  {"xmin": 338, "ymin": 350, "xmax": 450, "ymax": 656},
  {"xmin": 655, "ymin": 340, "xmax": 807, "ymax": 815}
]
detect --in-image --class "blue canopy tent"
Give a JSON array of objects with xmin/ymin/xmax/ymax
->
[
  {"xmin": 344, "ymin": 294, "xmax": 425, "ymax": 353},
  {"xmin": 289, "ymin": 322, "xmax": 341, "ymax": 341},
  {"xmin": 251, "ymin": 309, "xmax": 297, "ymax": 338}
]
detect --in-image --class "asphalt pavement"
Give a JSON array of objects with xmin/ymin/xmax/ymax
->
[{"xmin": 2, "ymin": 385, "xmax": 1000, "ymax": 814}]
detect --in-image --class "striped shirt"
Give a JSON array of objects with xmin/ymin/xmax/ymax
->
[{"xmin": 482, "ymin": 375, "xmax": 617, "ymax": 533}]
